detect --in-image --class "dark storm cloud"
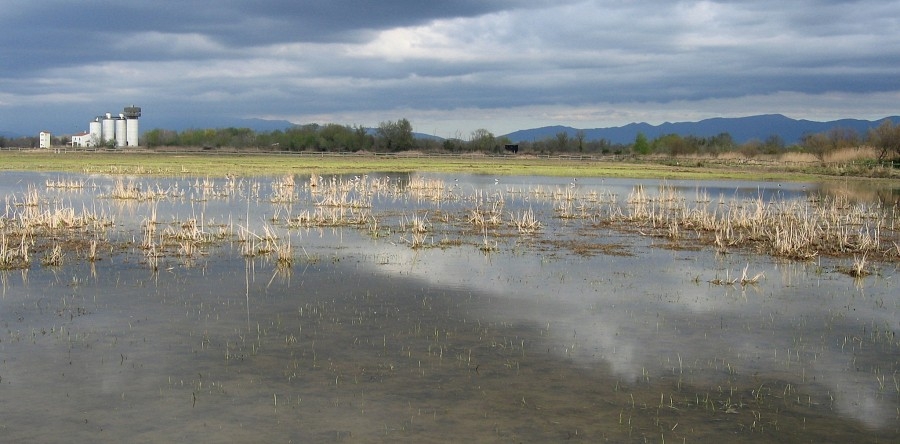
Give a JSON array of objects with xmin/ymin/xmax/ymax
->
[
  {"xmin": 1, "ymin": 0, "xmax": 899, "ymax": 136},
  {"xmin": 1, "ymin": 0, "xmax": 560, "ymax": 70}
]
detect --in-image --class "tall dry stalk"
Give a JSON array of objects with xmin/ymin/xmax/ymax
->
[
  {"xmin": 275, "ymin": 238, "xmax": 293, "ymax": 267},
  {"xmin": 512, "ymin": 207, "xmax": 541, "ymax": 234},
  {"xmin": 849, "ymin": 254, "xmax": 870, "ymax": 277},
  {"xmin": 41, "ymin": 244, "xmax": 63, "ymax": 266},
  {"xmin": 88, "ymin": 239, "xmax": 98, "ymax": 262}
]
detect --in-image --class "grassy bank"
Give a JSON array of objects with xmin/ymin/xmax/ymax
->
[{"xmin": 0, "ymin": 149, "xmax": 888, "ymax": 182}]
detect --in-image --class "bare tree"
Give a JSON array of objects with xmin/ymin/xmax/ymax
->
[
  {"xmin": 555, "ymin": 131, "xmax": 570, "ymax": 152},
  {"xmin": 869, "ymin": 120, "xmax": 900, "ymax": 161},
  {"xmin": 801, "ymin": 132, "xmax": 831, "ymax": 163},
  {"xmin": 827, "ymin": 127, "xmax": 859, "ymax": 151}
]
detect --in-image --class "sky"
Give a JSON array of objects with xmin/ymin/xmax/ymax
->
[{"xmin": 2, "ymin": 0, "xmax": 899, "ymax": 138}]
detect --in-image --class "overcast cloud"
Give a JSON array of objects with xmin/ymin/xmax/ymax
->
[{"xmin": 2, "ymin": 0, "xmax": 899, "ymax": 137}]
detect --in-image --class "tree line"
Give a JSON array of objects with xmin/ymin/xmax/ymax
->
[
  {"xmin": 631, "ymin": 120, "xmax": 900, "ymax": 162},
  {"xmin": 144, "ymin": 118, "xmax": 900, "ymax": 161},
  {"xmin": 142, "ymin": 120, "xmax": 417, "ymax": 152},
  {"xmin": 7, "ymin": 118, "xmax": 900, "ymax": 161}
]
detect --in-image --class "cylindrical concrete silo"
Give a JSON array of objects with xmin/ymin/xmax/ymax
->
[
  {"xmin": 125, "ymin": 119, "xmax": 139, "ymax": 147},
  {"xmin": 102, "ymin": 113, "xmax": 116, "ymax": 145},
  {"xmin": 89, "ymin": 118, "xmax": 102, "ymax": 147},
  {"xmin": 124, "ymin": 105, "xmax": 141, "ymax": 147},
  {"xmin": 115, "ymin": 115, "xmax": 127, "ymax": 147}
]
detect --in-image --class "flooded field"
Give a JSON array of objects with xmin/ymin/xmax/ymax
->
[{"xmin": 1, "ymin": 171, "xmax": 898, "ymax": 442}]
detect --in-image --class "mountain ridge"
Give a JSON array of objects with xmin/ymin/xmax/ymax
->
[{"xmin": 501, "ymin": 114, "xmax": 900, "ymax": 145}]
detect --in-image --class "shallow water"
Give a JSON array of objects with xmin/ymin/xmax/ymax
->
[{"xmin": 0, "ymin": 171, "xmax": 898, "ymax": 442}]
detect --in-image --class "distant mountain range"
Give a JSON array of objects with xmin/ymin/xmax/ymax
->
[
  {"xmin": 4, "ymin": 114, "xmax": 898, "ymax": 145},
  {"xmin": 197, "ymin": 114, "xmax": 900, "ymax": 145},
  {"xmin": 501, "ymin": 114, "xmax": 900, "ymax": 145}
]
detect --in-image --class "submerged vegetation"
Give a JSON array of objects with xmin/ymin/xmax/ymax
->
[
  {"xmin": 2, "ymin": 172, "xmax": 897, "ymax": 272},
  {"xmin": 1, "ymin": 170, "xmax": 897, "ymax": 441}
]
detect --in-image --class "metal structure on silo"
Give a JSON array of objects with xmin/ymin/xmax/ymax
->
[
  {"xmin": 101, "ymin": 113, "xmax": 116, "ymax": 144},
  {"xmin": 89, "ymin": 118, "xmax": 102, "ymax": 147},
  {"xmin": 124, "ymin": 105, "xmax": 141, "ymax": 147},
  {"xmin": 115, "ymin": 115, "xmax": 127, "ymax": 147}
]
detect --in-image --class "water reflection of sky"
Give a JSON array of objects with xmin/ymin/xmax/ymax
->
[
  {"xmin": 1, "ymin": 170, "xmax": 898, "ymax": 431},
  {"xmin": 357, "ymin": 230, "xmax": 898, "ymax": 429}
]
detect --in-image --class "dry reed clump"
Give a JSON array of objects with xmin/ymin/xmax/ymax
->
[
  {"xmin": 739, "ymin": 263, "xmax": 765, "ymax": 285},
  {"xmin": 555, "ymin": 200, "xmax": 595, "ymax": 219},
  {"xmin": 270, "ymin": 175, "xmax": 298, "ymax": 203},
  {"xmin": 549, "ymin": 185, "xmax": 579, "ymax": 201},
  {"xmin": 270, "ymin": 187, "xmax": 297, "ymax": 203},
  {"xmin": 403, "ymin": 231, "xmax": 429, "ymax": 249},
  {"xmin": 0, "ymin": 187, "xmax": 116, "ymax": 270},
  {"xmin": 399, "ymin": 213, "xmax": 430, "ymax": 248},
  {"xmin": 238, "ymin": 224, "xmax": 285, "ymax": 257},
  {"xmin": 307, "ymin": 173, "xmax": 322, "ymax": 190},
  {"xmin": 184, "ymin": 176, "xmax": 240, "ymax": 200},
  {"xmin": 87, "ymin": 238, "xmax": 99, "ymax": 262},
  {"xmin": 410, "ymin": 214, "xmax": 428, "ymax": 234},
  {"xmin": 145, "ymin": 243, "xmax": 160, "ymax": 271},
  {"xmin": 273, "ymin": 174, "xmax": 296, "ymax": 189},
  {"xmin": 0, "ymin": 231, "xmax": 31, "ymax": 270},
  {"xmin": 236, "ymin": 224, "xmax": 303, "ymax": 268},
  {"xmin": 21, "ymin": 186, "xmax": 41, "ymax": 207},
  {"xmin": 308, "ymin": 175, "xmax": 378, "ymax": 208},
  {"xmin": 45, "ymin": 177, "xmax": 86, "ymax": 189},
  {"xmin": 274, "ymin": 238, "xmax": 293, "ymax": 268},
  {"xmin": 102, "ymin": 179, "xmax": 173, "ymax": 201},
  {"xmin": 139, "ymin": 212, "xmax": 236, "ymax": 262},
  {"xmin": 40, "ymin": 243, "xmax": 64, "ymax": 266},
  {"xmin": 478, "ymin": 227, "xmax": 498, "ymax": 252},
  {"xmin": 407, "ymin": 176, "xmax": 447, "ymax": 202},
  {"xmin": 158, "ymin": 218, "xmax": 215, "ymax": 256},
  {"xmin": 846, "ymin": 254, "xmax": 871, "ymax": 277},
  {"xmin": 707, "ymin": 264, "xmax": 763, "ymax": 287},
  {"xmin": 511, "ymin": 207, "xmax": 542, "ymax": 234},
  {"xmin": 82, "ymin": 165, "xmax": 165, "ymax": 176},
  {"xmin": 468, "ymin": 202, "xmax": 504, "ymax": 228},
  {"xmin": 287, "ymin": 207, "xmax": 371, "ymax": 228},
  {"xmin": 11, "ymin": 202, "xmax": 112, "ymax": 233},
  {"xmin": 619, "ymin": 185, "xmax": 897, "ymax": 261}
]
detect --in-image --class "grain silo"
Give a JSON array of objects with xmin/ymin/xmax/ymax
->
[
  {"xmin": 83, "ymin": 105, "xmax": 141, "ymax": 148},
  {"xmin": 102, "ymin": 113, "xmax": 116, "ymax": 144},
  {"xmin": 89, "ymin": 117, "xmax": 102, "ymax": 147},
  {"xmin": 115, "ymin": 115, "xmax": 127, "ymax": 147},
  {"xmin": 124, "ymin": 105, "xmax": 141, "ymax": 147}
]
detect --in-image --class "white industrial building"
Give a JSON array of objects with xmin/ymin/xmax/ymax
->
[
  {"xmin": 71, "ymin": 105, "xmax": 141, "ymax": 148},
  {"xmin": 39, "ymin": 131, "xmax": 52, "ymax": 148},
  {"xmin": 71, "ymin": 132, "xmax": 92, "ymax": 147}
]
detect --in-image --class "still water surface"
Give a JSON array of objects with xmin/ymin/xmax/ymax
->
[{"xmin": 0, "ymin": 172, "xmax": 897, "ymax": 442}]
